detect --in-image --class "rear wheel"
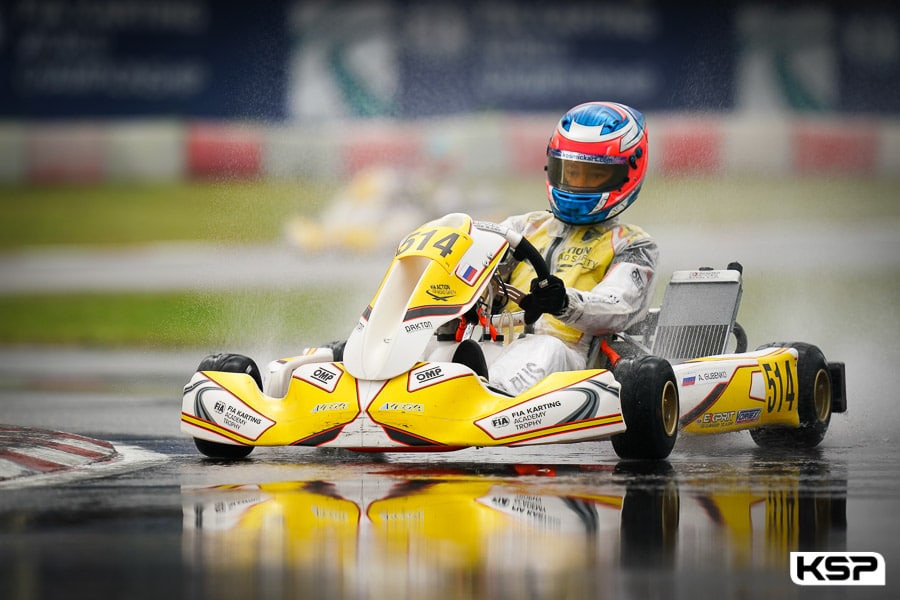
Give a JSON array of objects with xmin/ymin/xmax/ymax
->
[
  {"xmin": 611, "ymin": 355, "xmax": 679, "ymax": 460},
  {"xmin": 749, "ymin": 343, "xmax": 832, "ymax": 449},
  {"xmin": 192, "ymin": 353, "xmax": 261, "ymax": 459}
]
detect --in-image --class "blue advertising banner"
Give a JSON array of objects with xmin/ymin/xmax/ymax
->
[
  {"xmin": 836, "ymin": 5, "xmax": 900, "ymax": 113},
  {"xmin": 0, "ymin": 1, "xmax": 896, "ymax": 119},
  {"xmin": 394, "ymin": 1, "xmax": 734, "ymax": 116},
  {"xmin": 0, "ymin": 0, "xmax": 289, "ymax": 119}
]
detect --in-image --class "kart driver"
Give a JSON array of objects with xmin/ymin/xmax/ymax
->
[{"xmin": 485, "ymin": 101, "xmax": 657, "ymax": 395}]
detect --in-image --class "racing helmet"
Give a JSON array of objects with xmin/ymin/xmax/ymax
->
[{"xmin": 546, "ymin": 101, "xmax": 648, "ymax": 225}]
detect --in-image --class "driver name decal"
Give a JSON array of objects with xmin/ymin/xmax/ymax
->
[{"xmin": 684, "ymin": 368, "xmax": 730, "ymax": 387}]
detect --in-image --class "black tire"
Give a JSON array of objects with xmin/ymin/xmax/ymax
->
[
  {"xmin": 749, "ymin": 342, "xmax": 832, "ymax": 449},
  {"xmin": 194, "ymin": 437, "xmax": 254, "ymax": 459},
  {"xmin": 193, "ymin": 352, "xmax": 262, "ymax": 459},
  {"xmin": 611, "ymin": 355, "xmax": 680, "ymax": 460},
  {"xmin": 197, "ymin": 352, "xmax": 263, "ymax": 388}
]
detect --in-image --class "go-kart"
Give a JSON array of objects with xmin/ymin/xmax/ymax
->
[{"xmin": 182, "ymin": 213, "xmax": 846, "ymax": 461}]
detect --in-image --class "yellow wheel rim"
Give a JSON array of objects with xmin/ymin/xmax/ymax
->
[
  {"xmin": 813, "ymin": 368, "xmax": 832, "ymax": 424},
  {"xmin": 661, "ymin": 380, "xmax": 679, "ymax": 437}
]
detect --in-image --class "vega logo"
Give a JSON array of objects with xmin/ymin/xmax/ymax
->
[{"xmin": 790, "ymin": 552, "xmax": 885, "ymax": 586}]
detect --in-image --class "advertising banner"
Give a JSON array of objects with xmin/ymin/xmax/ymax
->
[
  {"xmin": 0, "ymin": 0, "xmax": 289, "ymax": 119},
  {"xmin": 1, "ymin": 1, "xmax": 897, "ymax": 119}
]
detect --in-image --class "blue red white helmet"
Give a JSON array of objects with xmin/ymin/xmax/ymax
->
[{"xmin": 545, "ymin": 102, "xmax": 648, "ymax": 225}]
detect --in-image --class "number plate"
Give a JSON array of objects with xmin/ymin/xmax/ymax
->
[{"xmin": 395, "ymin": 225, "xmax": 473, "ymax": 272}]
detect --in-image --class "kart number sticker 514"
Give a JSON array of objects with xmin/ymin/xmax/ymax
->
[
  {"xmin": 395, "ymin": 225, "xmax": 473, "ymax": 272},
  {"xmin": 762, "ymin": 355, "xmax": 796, "ymax": 413}
]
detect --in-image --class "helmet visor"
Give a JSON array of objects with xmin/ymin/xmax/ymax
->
[{"xmin": 547, "ymin": 153, "xmax": 629, "ymax": 194}]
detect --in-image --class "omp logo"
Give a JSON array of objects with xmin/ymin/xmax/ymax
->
[
  {"xmin": 311, "ymin": 367, "xmax": 336, "ymax": 384},
  {"xmin": 415, "ymin": 366, "xmax": 443, "ymax": 382},
  {"xmin": 298, "ymin": 365, "xmax": 341, "ymax": 392},
  {"xmin": 790, "ymin": 552, "xmax": 885, "ymax": 586}
]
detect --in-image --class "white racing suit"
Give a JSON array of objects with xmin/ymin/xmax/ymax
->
[{"xmin": 486, "ymin": 210, "xmax": 658, "ymax": 395}]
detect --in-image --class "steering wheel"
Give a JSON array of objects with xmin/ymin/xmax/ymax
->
[
  {"xmin": 510, "ymin": 234, "xmax": 551, "ymax": 281},
  {"xmin": 473, "ymin": 221, "xmax": 551, "ymax": 305}
]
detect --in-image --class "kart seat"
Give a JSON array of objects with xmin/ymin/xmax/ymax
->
[
  {"xmin": 452, "ymin": 339, "xmax": 490, "ymax": 379},
  {"xmin": 649, "ymin": 265, "xmax": 743, "ymax": 363}
]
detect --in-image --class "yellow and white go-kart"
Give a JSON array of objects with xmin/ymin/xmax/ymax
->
[{"xmin": 182, "ymin": 213, "xmax": 846, "ymax": 461}]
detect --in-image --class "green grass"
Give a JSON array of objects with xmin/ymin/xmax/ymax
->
[
  {"xmin": 0, "ymin": 289, "xmax": 363, "ymax": 349},
  {"xmin": 630, "ymin": 174, "xmax": 900, "ymax": 228},
  {"xmin": 0, "ymin": 174, "xmax": 896, "ymax": 347},
  {"xmin": 3, "ymin": 270, "xmax": 894, "ymax": 352},
  {"xmin": 2, "ymin": 175, "xmax": 896, "ymax": 249},
  {"xmin": 0, "ymin": 180, "xmax": 336, "ymax": 248}
]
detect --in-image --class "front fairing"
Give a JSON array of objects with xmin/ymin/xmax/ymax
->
[
  {"xmin": 181, "ymin": 360, "xmax": 626, "ymax": 449},
  {"xmin": 342, "ymin": 213, "xmax": 508, "ymax": 381}
]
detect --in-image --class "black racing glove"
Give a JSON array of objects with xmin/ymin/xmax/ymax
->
[{"xmin": 519, "ymin": 275, "xmax": 569, "ymax": 325}]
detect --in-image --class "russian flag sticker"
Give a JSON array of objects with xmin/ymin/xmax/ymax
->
[
  {"xmin": 683, "ymin": 376, "xmax": 696, "ymax": 386},
  {"xmin": 459, "ymin": 265, "xmax": 478, "ymax": 284}
]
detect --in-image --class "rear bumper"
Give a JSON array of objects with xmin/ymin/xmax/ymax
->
[{"xmin": 828, "ymin": 362, "xmax": 847, "ymax": 413}]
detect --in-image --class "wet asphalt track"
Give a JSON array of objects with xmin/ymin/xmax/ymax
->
[
  {"xmin": 0, "ymin": 344, "xmax": 897, "ymax": 600},
  {"xmin": 1, "ymin": 227, "xmax": 899, "ymax": 599}
]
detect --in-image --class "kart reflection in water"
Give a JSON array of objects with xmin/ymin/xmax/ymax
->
[{"xmin": 181, "ymin": 454, "xmax": 846, "ymax": 599}]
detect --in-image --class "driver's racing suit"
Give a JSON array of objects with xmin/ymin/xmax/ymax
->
[{"xmin": 487, "ymin": 210, "xmax": 658, "ymax": 395}]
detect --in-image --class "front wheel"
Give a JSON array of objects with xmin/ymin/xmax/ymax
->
[
  {"xmin": 611, "ymin": 355, "xmax": 679, "ymax": 460},
  {"xmin": 194, "ymin": 437, "xmax": 254, "ymax": 459},
  {"xmin": 197, "ymin": 352, "xmax": 263, "ymax": 388},
  {"xmin": 749, "ymin": 343, "xmax": 832, "ymax": 449},
  {"xmin": 192, "ymin": 352, "xmax": 262, "ymax": 459}
]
